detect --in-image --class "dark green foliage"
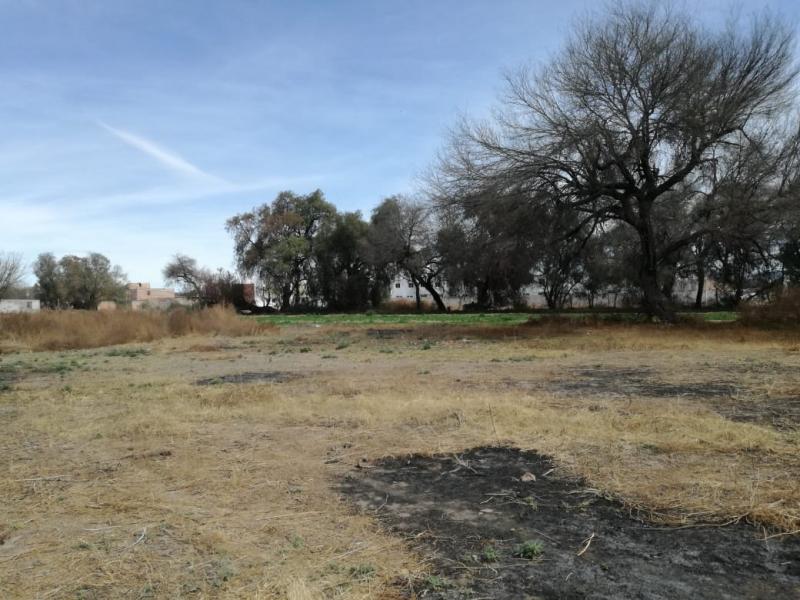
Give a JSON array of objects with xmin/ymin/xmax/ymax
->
[
  {"xmin": 314, "ymin": 211, "xmax": 377, "ymax": 310},
  {"xmin": 33, "ymin": 252, "xmax": 126, "ymax": 310}
]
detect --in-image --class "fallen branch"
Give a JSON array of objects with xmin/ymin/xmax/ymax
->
[
  {"xmin": 257, "ymin": 511, "xmax": 322, "ymax": 521},
  {"xmin": 763, "ymin": 528, "xmax": 800, "ymax": 541},
  {"xmin": 577, "ymin": 532, "xmax": 596, "ymax": 556}
]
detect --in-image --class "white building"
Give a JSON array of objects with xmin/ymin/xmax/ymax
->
[
  {"xmin": 387, "ymin": 274, "xmax": 718, "ymax": 309},
  {"xmin": 390, "ymin": 276, "xmax": 421, "ymax": 301},
  {"xmin": 0, "ymin": 299, "xmax": 41, "ymax": 313}
]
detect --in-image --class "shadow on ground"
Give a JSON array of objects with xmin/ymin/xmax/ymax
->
[{"xmin": 339, "ymin": 447, "xmax": 800, "ymax": 600}]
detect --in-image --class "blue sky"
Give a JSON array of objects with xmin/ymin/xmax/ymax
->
[{"xmin": 2, "ymin": 0, "xmax": 797, "ymax": 285}]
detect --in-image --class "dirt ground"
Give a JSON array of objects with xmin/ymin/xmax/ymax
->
[{"xmin": 1, "ymin": 322, "xmax": 799, "ymax": 598}]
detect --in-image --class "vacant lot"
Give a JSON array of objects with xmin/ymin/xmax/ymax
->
[{"xmin": 1, "ymin": 318, "xmax": 798, "ymax": 598}]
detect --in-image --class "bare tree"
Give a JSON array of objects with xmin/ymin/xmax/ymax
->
[
  {"xmin": 368, "ymin": 196, "xmax": 448, "ymax": 311},
  {"xmin": 437, "ymin": 3, "xmax": 797, "ymax": 320},
  {"xmin": 163, "ymin": 254, "xmax": 212, "ymax": 305},
  {"xmin": 0, "ymin": 252, "xmax": 26, "ymax": 299}
]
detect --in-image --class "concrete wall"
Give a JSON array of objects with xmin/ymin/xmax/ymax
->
[
  {"xmin": 0, "ymin": 299, "xmax": 41, "ymax": 313},
  {"xmin": 131, "ymin": 298, "xmax": 194, "ymax": 311}
]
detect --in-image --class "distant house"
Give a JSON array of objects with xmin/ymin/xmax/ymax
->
[
  {"xmin": 0, "ymin": 299, "xmax": 41, "ymax": 313},
  {"xmin": 126, "ymin": 282, "xmax": 188, "ymax": 310},
  {"xmin": 127, "ymin": 282, "xmax": 175, "ymax": 302}
]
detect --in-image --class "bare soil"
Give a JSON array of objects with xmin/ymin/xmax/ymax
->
[{"xmin": 340, "ymin": 447, "xmax": 800, "ymax": 600}]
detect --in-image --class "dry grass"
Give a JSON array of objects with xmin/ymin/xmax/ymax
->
[
  {"xmin": 1, "ymin": 322, "xmax": 798, "ymax": 598},
  {"xmin": 378, "ymin": 299, "xmax": 436, "ymax": 312},
  {"xmin": 741, "ymin": 288, "xmax": 800, "ymax": 327},
  {"xmin": 0, "ymin": 306, "xmax": 274, "ymax": 352}
]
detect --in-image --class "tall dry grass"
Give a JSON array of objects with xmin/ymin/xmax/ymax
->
[
  {"xmin": 0, "ymin": 306, "xmax": 272, "ymax": 352},
  {"xmin": 741, "ymin": 288, "xmax": 800, "ymax": 327},
  {"xmin": 379, "ymin": 298, "xmax": 437, "ymax": 312}
]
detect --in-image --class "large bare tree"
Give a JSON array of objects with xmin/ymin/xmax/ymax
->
[
  {"xmin": 437, "ymin": 3, "xmax": 797, "ymax": 320},
  {"xmin": 0, "ymin": 252, "xmax": 25, "ymax": 299}
]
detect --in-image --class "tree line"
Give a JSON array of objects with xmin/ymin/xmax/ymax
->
[
  {"xmin": 431, "ymin": 3, "xmax": 800, "ymax": 321},
  {"xmin": 186, "ymin": 4, "xmax": 800, "ymax": 319},
  {"xmin": 6, "ymin": 4, "xmax": 799, "ymax": 319}
]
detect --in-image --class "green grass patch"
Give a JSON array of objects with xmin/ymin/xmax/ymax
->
[
  {"xmin": 698, "ymin": 311, "xmax": 738, "ymax": 322},
  {"xmin": 254, "ymin": 310, "xmax": 738, "ymax": 327},
  {"xmin": 255, "ymin": 312, "xmax": 531, "ymax": 326}
]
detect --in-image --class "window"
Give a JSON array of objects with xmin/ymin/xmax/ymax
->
[
  {"xmin": 395, "ymin": 283, "xmax": 400, "ymax": 288},
  {"xmin": 26, "ymin": 302, "xmax": 33, "ymax": 309},
  {"xmin": 421, "ymin": 294, "xmax": 429, "ymax": 298},
  {"xmin": 407, "ymin": 281, "xmax": 414, "ymax": 288}
]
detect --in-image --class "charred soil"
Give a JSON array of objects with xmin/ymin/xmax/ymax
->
[{"xmin": 340, "ymin": 447, "xmax": 800, "ymax": 600}]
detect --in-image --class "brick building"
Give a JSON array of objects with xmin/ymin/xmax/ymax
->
[{"xmin": 127, "ymin": 282, "xmax": 176, "ymax": 302}]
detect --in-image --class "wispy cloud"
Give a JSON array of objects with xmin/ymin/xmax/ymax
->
[{"xmin": 98, "ymin": 121, "xmax": 226, "ymax": 183}]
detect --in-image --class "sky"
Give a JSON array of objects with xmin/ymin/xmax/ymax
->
[{"xmin": 1, "ymin": 0, "xmax": 798, "ymax": 285}]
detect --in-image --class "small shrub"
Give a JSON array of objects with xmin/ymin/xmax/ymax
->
[
  {"xmin": 482, "ymin": 546, "xmax": 499, "ymax": 562},
  {"xmin": 514, "ymin": 540, "xmax": 544, "ymax": 559},
  {"xmin": 521, "ymin": 496, "xmax": 539, "ymax": 510}
]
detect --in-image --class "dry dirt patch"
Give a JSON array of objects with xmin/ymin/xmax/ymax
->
[{"xmin": 341, "ymin": 447, "xmax": 800, "ymax": 600}]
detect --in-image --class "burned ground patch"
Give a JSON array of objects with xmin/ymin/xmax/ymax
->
[
  {"xmin": 711, "ymin": 395, "xmax": 800, "ymax": 431},
  {"xmin": 340, "ymin": 447, "xmax": 800, "ymax": 600},
  {"xmin": 195, "ymin": 371, "xmax": 300, "ymax": 385},
  {"xmin": 549, "ymin": 367, "xmax": 738, "ymax": 398},
  {"xmin": 540, "ymin": 367, "xmax": 799, "ymax": 430}
]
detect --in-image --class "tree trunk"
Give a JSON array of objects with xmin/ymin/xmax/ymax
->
[
  {"xmin": 420, "ymin": 279, "xmax": 447, "ymax": 312},
  {"xmin": 694, "ymin": 264, "xmax": 705, "ymax": 309},
  {"xmin": 414, "ymin": 281, "xmax": 421, "ymax": 310},
  {"xmin": 280, "ymin": 284, "xmax": 292, "ymax": 311},
  {"xmin": 636, "ymin": 220, "xmax": 676, "ymax": 322},
  {"xmin": 477, "ymin": 281, "xmax": 490, "ymax": 309}
]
